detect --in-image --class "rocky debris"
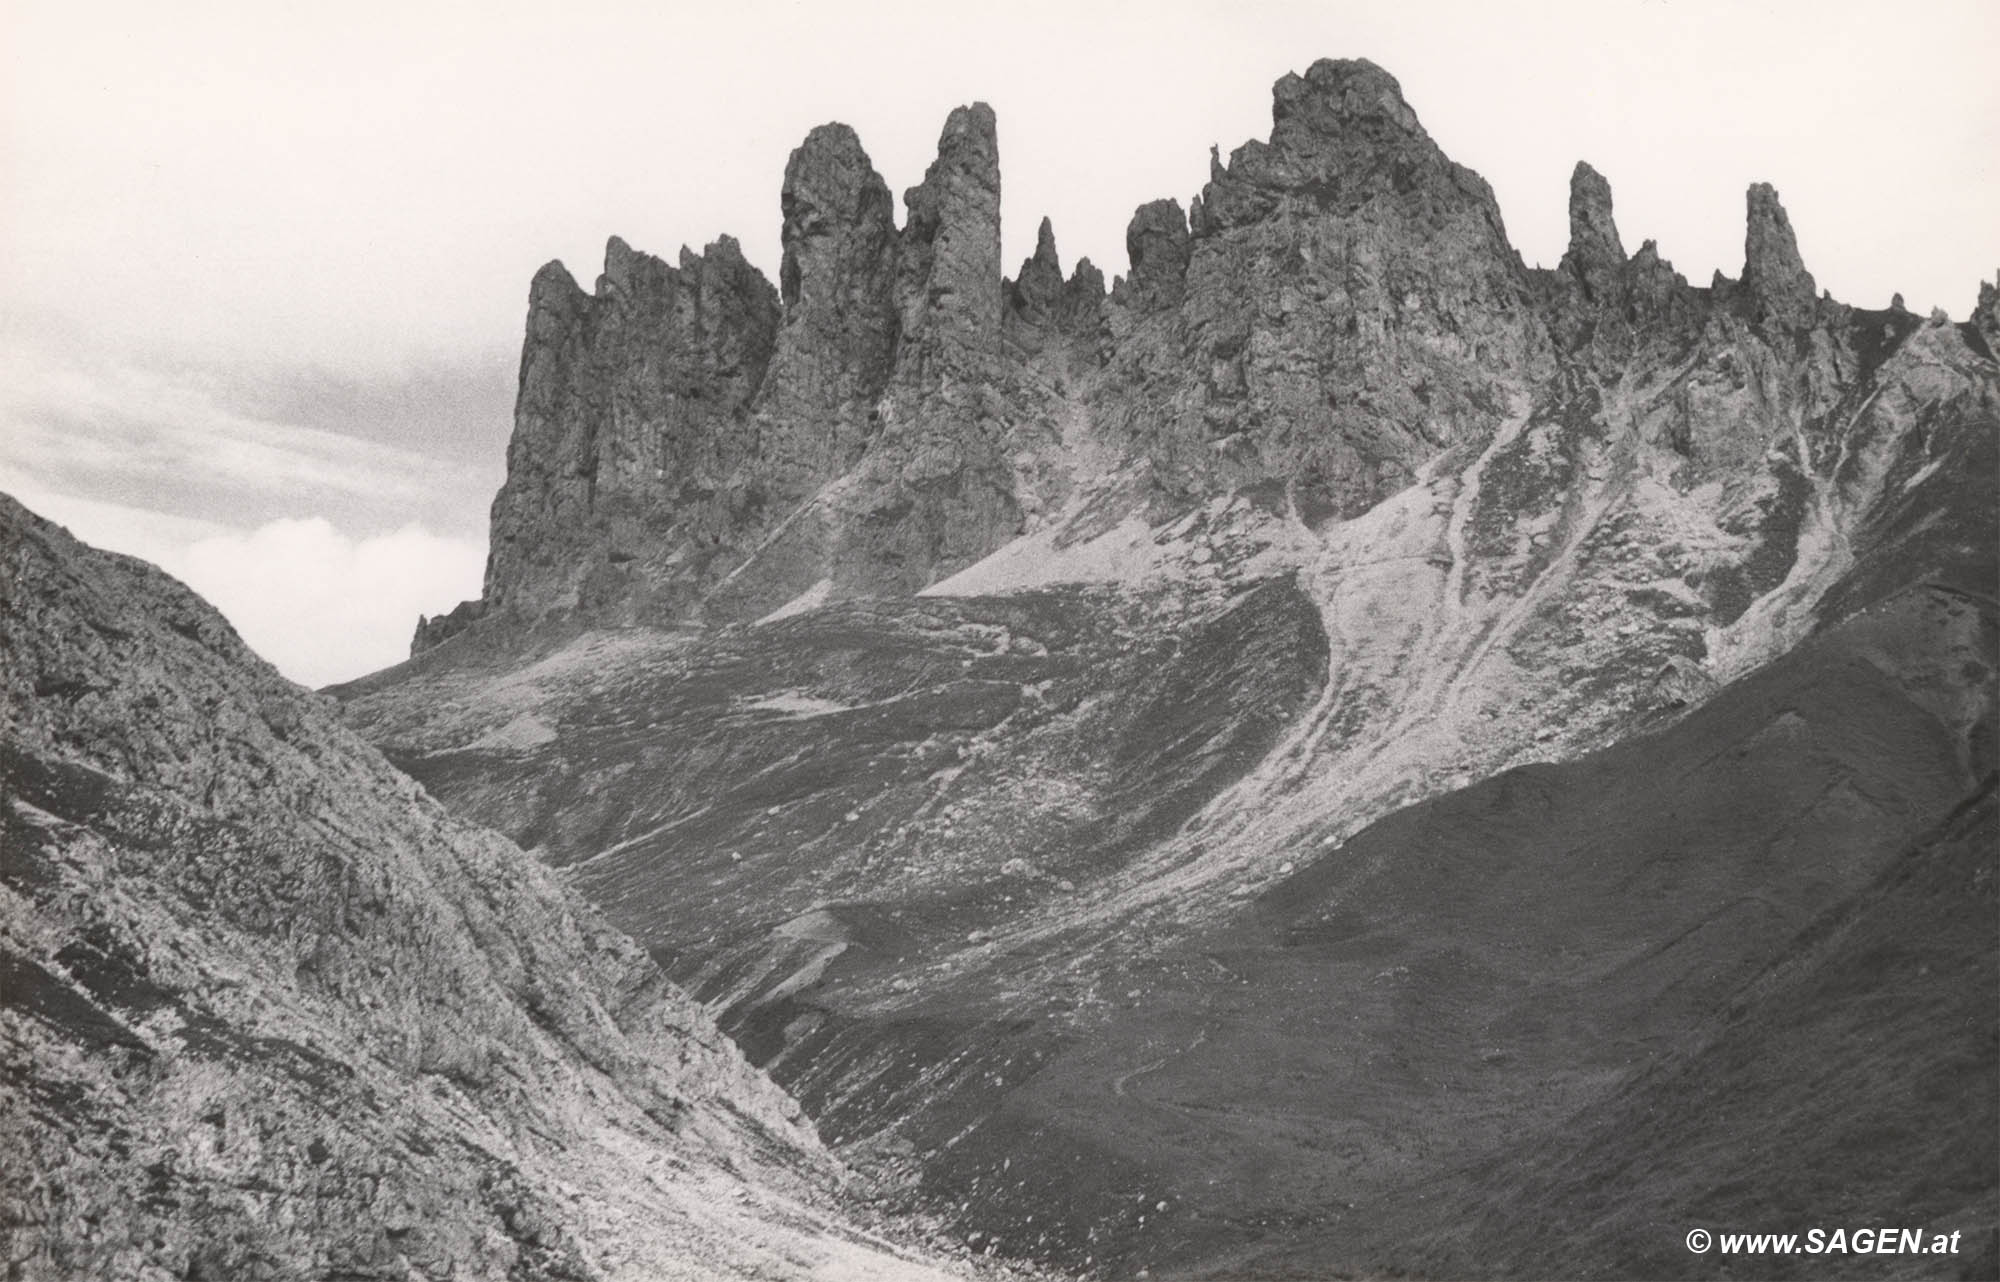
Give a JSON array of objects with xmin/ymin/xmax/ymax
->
[
  {"xmin": 0, "ymin": 495, "xmax": 970, "ymax": 1281},
  {"xmin": 348, "ymin": 540, "xmax": 1998, "ymax": 1280}
]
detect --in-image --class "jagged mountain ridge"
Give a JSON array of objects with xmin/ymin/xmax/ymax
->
[
  {"xmin": 467, "ymin": 99, "xmax": 1058, "ymax": 636},
  {"xmin": 421, "ymin": 57, "xmax": 1993, "ymax": 656},
  {"xmin": 357, "ymin": 55, "xmax": 1999, "ymax": 1280},
  {"xmin": 0, "ymin": 495, "xmax": 994, "ymax": 1281}
]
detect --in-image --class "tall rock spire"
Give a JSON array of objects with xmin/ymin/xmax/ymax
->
[
  {"xmin": 895, "ymin": 102, "xmax": 1003, "ymax": 376},
  {"xmin": 1975, "ymin": 273, "xmax": 1999, "ymax": 356},
  {"xmin": 481, "ymin": 236, "xmax": 779, "ymax": 622},
  {"xmin": 1009, "ymin": 216, "xmax": 1064, "ymax": 319},
  {"xmin": 755, "ymin": 123, "xmax": 901, "ymax": 489},
  {"xmin": 1742, "ymin": 182, "xmax": 1817, "ymax": 320},
  {"xmin": 1119, "ymin": 199, "xmax": 1191, "ymax": 311},
  {"xmin": 1559, "ymin": 161, "xmax": 1627, "ymax": 301}
]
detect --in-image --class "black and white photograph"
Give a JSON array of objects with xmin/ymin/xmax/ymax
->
[{"xmin": 2, "ymin": 1, "xmax": 1995, "ymax": 1278}]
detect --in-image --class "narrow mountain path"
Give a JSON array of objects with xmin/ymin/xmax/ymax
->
[{"xmin": 1110, "ymin": 1029, "xmax": 1211, "ymax": 1100}]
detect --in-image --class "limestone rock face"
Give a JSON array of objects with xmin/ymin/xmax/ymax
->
[
  {"xmin": 1742, "ymin": 181, "xmax": 1818, "ymax": 321},
  {"xmin": 430, "ymin": 54, "xmax": 1990, "ymax": 667},
  {"xmin": 1559, "ymin": 161, "xmax": 1626, "ymax": 302},
  {"xmin": 1096, "ymin": 57, "xmax": 1552, "ymax": 521},
  {"xmin": 483, "ymin": 239, "xmax": 779, "ymax": 624},
  {"xmin": 456, "ymin": 57, "xmax": 1565, "ymax": 640},
  {"xmin": 464, "ymin": 103, "xmax": 1038, "ymax": 637},
  {"xmin": 693, "ymin": 102, "xmax": 1037, "ymax": 621},
  {"xmin": 894, "ymin": 103, "xmax": 1003, "ymax": 375},
  {"xmin": 756, "ymin": 123, "xmax": 901, "ymax": 495},
  {"xmin": 1115, "ymin": 199, "xmax": 1191, "ymax": 311},
  {"xmin": 847, "ymin": 100, "xmax": 1021, "ymax": 591},
  {"xmin": 1007, "ymin": 216, "xmax": 1065, "ymax": 323}
]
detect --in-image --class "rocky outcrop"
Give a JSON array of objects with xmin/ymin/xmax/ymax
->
[
  {"xmin": 1060, "ymin": 257, "xmax": 1108, "ymax": 338},
  {"xmin": 468, "ymin": 102, "xmax": 1041, "ymax": 635},
  {"xmin": 1114, "ymin": 199, "xmax": 1191, "ymax": 311},
  {"xmin": 410, "ymin": 596, "xmax": 487, "ymax": 656},
  {"xmin": 1742, "ymin": 180, "xmax": 1818, "ymax": 322},
  {"xmin": 893, "ymin": 104, "xmax": 1003, "ymax": 375},
  {"xmin": 0, "ymin": 495, "xmax": 965, "ymax": 1280},
  {"xmin": 1558, "ymin": 161, "xmax": 1626, "ymax": 302},
  {"xmin": 436, "ymin": 54, "xmax": 1988, "ymax": 676},
  {"xmin": 1004, "ymin": 220, "xmax": 1105, "ymax": 361},
  {"xmin": 482, "ymin": 238, "xmax": 779, "ymax": 623},
  {"xmin": 1972, "ymin": 272, "xmax": 1999, "ymax": 356},
  {"xmin": 1095, "ymin": 58, "xmax": 1552, "ymax": 521},
  {"xmin": 1006, "ymin": 217, "xmax": 1064, "ymax": 323},
  {"xmin": 756, "ymin": 123, "xmax": 901, "ymax": 495}
]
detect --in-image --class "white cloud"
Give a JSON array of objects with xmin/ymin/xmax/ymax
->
[
  {"xmin": 0, "ymin": 326, "xmax": 497, "ymax": 689},
  {"xmin": 5, "ymin": 480, "xmax": 483, "ymax": 688},
  {"xmin": 166, "ymin": 519, "xmax": 485, "ymax": 688}
]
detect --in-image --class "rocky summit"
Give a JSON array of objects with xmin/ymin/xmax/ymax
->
[{"xmin": 9, "ymin": 53, "xmax": 1998, "ymax": 1282}]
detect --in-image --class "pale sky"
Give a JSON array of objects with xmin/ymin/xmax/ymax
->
[{"xmin": 4, "ymin": 0, "xmax": 1995, "ymax": 685}]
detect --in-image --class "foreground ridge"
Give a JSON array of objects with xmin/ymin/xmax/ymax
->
[{"xmin": 0, "ymin": 494, "xmax": 978, "ymax": 1280}]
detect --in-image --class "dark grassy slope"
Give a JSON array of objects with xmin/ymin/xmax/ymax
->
[
  {"xmin": 1473, "ymin": 780, "xmax": 1997, "ymax": 1281},
  {"xmin": 904, "ymin": 585, "xmax": 1993, "ymax": 1279},
  {"xmin": 1212, "ymin": 780, "xmax": 1999, "ymax": 1282},
  {"xmin": 350, "ymin": 570, "xmax": 1995, "ymax": 1278}
]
